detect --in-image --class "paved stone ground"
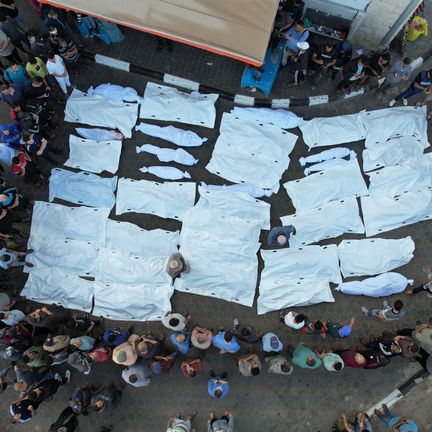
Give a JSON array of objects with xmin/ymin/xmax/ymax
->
[
  {"xmin": 0, "ymin": 3, "xmax": 430, "ymax": 431},
  {"xmin": 0, "ymin": 57, "xmax": 430, "ymax": 431}
]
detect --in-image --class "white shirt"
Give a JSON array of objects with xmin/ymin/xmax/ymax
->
[
  {"xmin": 1, "ymin": 309, "xmax": 25, "ymax": 325},
  {"xmin": 284, "ymin": 312, "xmax": 304, "ymax": 329},
  {"xmin": 46, "ymin": 55, "xmax": 67, "ymax": 76},
  {"xmin": 0, "ymin": 247, "xmax": 16, "ymax": 269},
  {"xmin": 161, "ymin": 312, "xmax": 186, "ymax": 331}
]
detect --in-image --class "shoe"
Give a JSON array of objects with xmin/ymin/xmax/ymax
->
[
  {"xmin": 65, "ymin": 369, "xmax": 71, "ymax": 383},
  {"xmin": 233, "ymin": 318, "xmax": 239, "ymax": 328},
  {"xmin": 54, "ymin": 372, "xmax": 62, "ymax": 382},
  {"xmin": 361, "ymin": 306, "xmax": 368, "ymax": 316},
  {"xmin": 389, "ymin": 99, "xmax": 396, "ymax": 107},
  {"xmin": 402, "ymin": 98, "xmax": 408, "ymax": 106}
]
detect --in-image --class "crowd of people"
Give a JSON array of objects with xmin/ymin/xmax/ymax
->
[{"xmin": 0, "ymin": 2, "xmax": 429, "ymax": 432}]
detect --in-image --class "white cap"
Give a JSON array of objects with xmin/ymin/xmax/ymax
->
[{"xmin": 297, "ymin": 41, "xmax": 309, "ymax": 50}]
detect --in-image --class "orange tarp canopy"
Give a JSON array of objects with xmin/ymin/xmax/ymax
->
[{"xmin": 39, "ymin": 0, "xmax": 280, "ymax": 65}]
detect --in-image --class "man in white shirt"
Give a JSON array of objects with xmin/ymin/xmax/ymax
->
[
  {"xmin": 0, "ymin": 309, "xmax": 25, "ymax": 325},
  {"xmin": 280, "ymin": 310, "xmax": 307, "ymax": 329},
  {"xmin": 46, "ymin": 53, "xmax": 71, "ymax": 95}
]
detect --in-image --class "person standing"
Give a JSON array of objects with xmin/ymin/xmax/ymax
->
[
  {"xmin": 91, "ymin": 385, "xmax": 123, "ymax": 414},
  {"xmin": 377, "ymin": 57, "xmax": 412, "ymax": 95},
  {"xmin": 265, "ymin": 354, "xmax": 293, "ymax": 375},
  {"xmin": 49, "ymin": 407, "xmax": 79, "ymax": 432},
  {"xmin": 237, "ymin": 353, "xmax": 262, "ymax": 377},
  {"xmin": 311, "ymin": 41, "xmax": 338, "ymax": 87},
  {"xmin": 208, "ymin": 410, "xmax": 234, "ymax": 432},
  {"xmin": 389, "ymin": 69, "xmax": 432, "ymax": 106},
  {"xmin": 208, "ymin": 371, "xmax": 229, "ymax": 399},
  {"xmin": 291, "ymin": 344, "xmax": 322, "ymax": 369},
  {"xmin": 166, "ymin": 411, "xmax": 196, "ymax": 432},
  {"xmin": 45, "ymin": 53, "xmax": 72, "ymax": 95},
  {"xmin": 0, "ymin": 27, "xmax": 21, "ymax": 63},
  {"xmin": 122, "ymin": 359, "xmax": 152, "ymax": 387}
]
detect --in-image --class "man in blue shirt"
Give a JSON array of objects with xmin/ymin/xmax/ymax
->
[
  {"xmin": 212, "ymin": 330, "xmax": 240, "ymax": 355},
  {"xmin": 207, "ymin": 371, "xmax": 229, "ymax": 399},
  {"xmin": 390, "ymin": 69, "xmax": 432, "ymax": 106},
  {"xmin": 282, "ymin": 20, "xmax": 309, "ymax": 64},
  {"xmin": 374, "ymin": 404, "xmax": 419, "ymax": 432}
]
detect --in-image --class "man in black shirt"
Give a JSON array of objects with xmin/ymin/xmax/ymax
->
[{"xmin": 311, "ymin": 41, "xmax": 337, "ymax": 86}]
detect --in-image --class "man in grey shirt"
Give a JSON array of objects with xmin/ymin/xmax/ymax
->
[
  {"xmin": 121, "ymin": 359, "xmax": 152, "ymax": 387},
  {"xmin": 208, "ymin": 410, "xmax": 234, "ymax": 432},
  {"xmin": 0, "ymin": 28, "xmax": 21, "ymax": 63},
  {"xmin": 378, "ymin": 57, "xmax": 412, "ymax": 95},
  {"xmin": 361, "ymin": 299, "xmax": 406, "ymax": 321}
]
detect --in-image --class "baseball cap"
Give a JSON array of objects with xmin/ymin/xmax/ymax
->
[
  {"xmin": 338, "ymin": 325, "xmax": 352, "ymax": 337},
  {"xmin": 297, "ymin": 41, "xmax": 309, "ymax": 50}
]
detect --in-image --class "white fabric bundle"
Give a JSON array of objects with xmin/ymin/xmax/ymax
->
[
  {"xmin": 336, "ymin": 272, "xmax": 414, "ymax": 297},
  {"xmin": 175, "ymin": 188, "xmax": 267, "ymax": 307},
  {"xmin": 206, "ymin": 113, "xmax": 297, "ymax": 192},
  {"xmin": 280, "ymin": 197, "xmax": 365, "ymax": 247},
  {"xmin": 94, "ymin": 248, "xmax": 170, "ymax": 285},
  {"xmin": 260, "ymin": 245, "xmax": 341, "ymax": 283},
  {"xmin": 22, "ymin": 268, "xmax": 95, "ymax": 312},
  {"xmin": 136, "ymin": 144, "xmax": 198, "ymax": 166},
  {"xmin": 76, "ymin": 128, "xmax": 125, "ymax": 141},
  {"xmin": 87, "ymin": 83, "xmax": 140, "ymax": 102},
  {"xmin": 363, "ymin": 106, "xmax": 428, "ymax": 148},
  {"xmin": 139, "ymin": 166, "xmax": 191, "ymax": 180},
  {"xmin": 65, "ymin": 135, "xmax": 122, "ymax": 174},
  {"xmin": 200, "ymin": 181, "xmax": 273, "ymax": 198},
  {"xmin": 299, "ymin": 111, "xmax": 366, "ymax": 149},
  {"xmin": 116, "ymin": 177, "xmax": 196, "ymax": 220},
  {"xmin": 304, "ymin": 158, "xmax": 348, "ymax": 176},
  {"xmin": 230, "ymin": 107, "xmax": 304, "ymax": 129},
  {"xmin": 338, "ymin": 237, "xmax": 415, "ymax": 278},
  {"xmin": 64, "ymin": 89, "xmax": 138, "ymax": 138},
  {"xmin": 367, "ymin": 153, "xmax": 432, "ymax": 197},
  {"xmin": 362, "ymin": 135, "xmax": 427, "ymax": 172},
  {"xmin": 361, "ymin": 187, "xmax": 432, "ymax": 236},
  {"xmin": 0, "ymin": 143, "xmax": 18, "ymax": 166},
  {"xmin": 140, "ymin": 82, "xmax": 218, "ymax": 128},
  {"xmin": 92, "ymin": 280, "xmax": 173, "ymax": 321},
  {"xmin": 106, "ymin": 220, "xmax": 179, "ymax": 257},
  {"xmin": 284, "ymin": 159, "xmax": 368, "ymax": 211},
  {"xmin": 257, "ymin": 277, "xmax": 334, "ymax": 315},
  {"xmin": 299, "ymin": 147, "xmax": 354, "ymax": 166},
  {"xmin": 197, "ymin": 187, "xmax": 270, "ymax": 229},
  {"xmin": 136, "ymin": 123, "xmax": 207, "ymax": 147},
  {"xmin": 49, "ymin": 168, "xmax": 117, "ymax": 209}
]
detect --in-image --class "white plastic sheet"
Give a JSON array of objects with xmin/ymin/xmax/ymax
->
[
  {"xmin": 257, "ymin": 277, "xmax": 335, "ymax": 315},
  {"xmin": 367, "ymin": 154, "xmax": 432, "ymax": 197},
  {"xmin": 136, "ymin": 123, "xmax": 207, "ymax": 147},
  {"xmin": 230, "ymin": 107, "xmax": 304, "ymax": 129},
  {"xmin": 22, "ymin": 268, "xmax": 94, "ymax": 312},
  {"xmin": 64, "ymin": 89, "xmax": 138, "ymax": 138},
  {"xmin": 361, "ymin": 187, "xmax": 432, "ymax": 236},
  {"xmin": 206, "ymin": 113, "xmax": 297, "ymax": 192},
  {"xmin": 49, "ymin": 168, "xmax": 117, "ymax": 209},
  {"xmin": 338, "ymin": 237, "xmax": 415, "ymax": 278},
  {"xmin": 28, "ymin": 201, "xmax": 110, "ymax": 249},
  {"xmin": 261, "ymin": 245, "xmax": 342, "ymax": 283},
  {"xmin": 362, "ymin": 136, "xmax": 427, "ymax": 172},
  {"xmin": 299, "ymin": 148, "xmax": 355, "ymax": 166},
  {"xmin": 65, "ymin": 135, "xmax": 122, "ymax": 174},
  {"xmin": 136, "ymin": 144, "xmax": 198, "ymax": 166},
  {"xmin": 116, "ymin": 177, "xmax": 196, "ymax": 220},
  {"xmin": 363, "ymin": 106, "xmax": 428, "ymax": 149},
  {"xmin": 140, "ymin": 82, "xmax": 218, "ymax": 128},
  {"xmin": 87, "ymin": 83, "xmax": 140, "ymax": 102},
  {"xmin": 280, "ymin": 197, "xmax": 365, "ymax": 247},
  {"xmin": 76, "ymin": 128, "xmax": 125, "ymax": 141},
  {"xmin": 175, "ymin": 230, "xmax": 260, "ymax": 307},
  {"xmin": 336, "ymin": 272, "xmax": 414, "ymax": 297},
  {"xmin": 283, "ymin": 159, "xmax": 368, "ymax": 211},
  {"xmin": 94, "ymin": 248, "xmax": 170, "ymax": 285},
  {"xmin": 200, "ymin": 181, "xmax": 273, "ymax": 198},
  {"xmin": 105, "ymin": 220, "xmax": 179, "ymax": 258},
  {"xmin": 197, "ymin": 187, "xmax": 271, "ymax": 229},
  {"xmin": 139, "ymin": 166, "xmax": 191, "ymax": 180},
  {"xmin": 299, "ymin": 111, "xmax": 366, "ymax": 149},
  {"xmin": 92, "ymin": 281, "xmax": 173, "ymax": 321}
]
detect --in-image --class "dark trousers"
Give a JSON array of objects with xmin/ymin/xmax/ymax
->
[
  {"xmin": 411, "ymin": 283, "xmax": 428, "ymax": 294},
  {"xmin": 395, "ymin": 85, "xmax": 423, "ymax": 101},
  {"xmin": 4, "ymin": 47, "xmax": 22, "ymax": 65},
  {"xmin": 337, "ymin": 77, "xmax": 356, "ymax": 90}
]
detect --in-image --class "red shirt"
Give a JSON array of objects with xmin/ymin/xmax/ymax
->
[
  {"xmin": 180, "ymin": 358, "xmax": 203, "ymax": 378},
  {"xmin": 339, "ymin": 349, "xmax": 366, "ymax": 368},
  {"xmin": 11, "ymin": 152, "xmax": 26, "ymax": 175}
]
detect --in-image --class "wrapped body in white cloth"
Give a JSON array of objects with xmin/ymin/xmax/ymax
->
[
  {"xmin": 136, "ymin": 123, "xmax": 207, "ymax": 147},
  {"xmin": 136, "ymin": 144, "xmax": 198, "ymax": 165},
  {"xmin": 87, "ymin": 83, "xmax": 140, "ymax": 102},
  {"xmin": 336, "ymin": 272, "xmax": 414, "ymax": 297},
  {"xmin": 230, "ymin": 107, "xmax": 304, "ymax": 129},
  {"xmin": 139, "ymin": 166, "xmax": 191, "ymax": 180}
]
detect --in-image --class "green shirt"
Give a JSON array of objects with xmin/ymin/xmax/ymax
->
[
  {"xmin": 292, "ymin": 345, "xmax": 322, "ymax": 369},
  {"xmin": 22, "ymin": 345, "xmax": 49, "ymax": 368},
  {"xmin": 26, "ymin": 57, "xmax": 48, "ymax": 79}
]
